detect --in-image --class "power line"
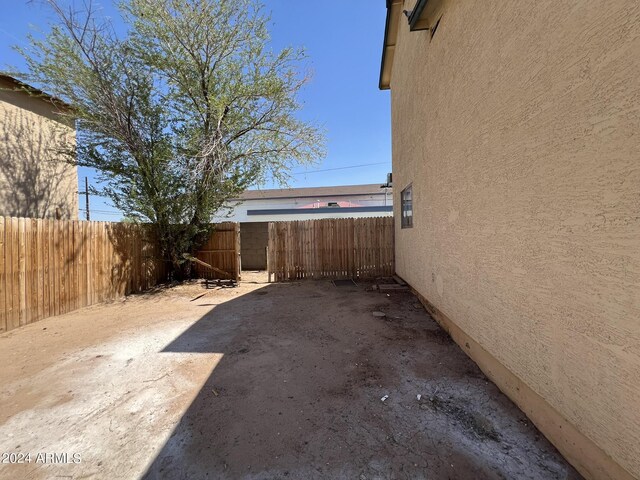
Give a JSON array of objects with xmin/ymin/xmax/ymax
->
[
  {"xmin": 79, "ymin": 162, "xmax": 390, "ymax": 197},
  {"xmin": 79, "ymin": 208, "xmax": 122, "ymax": 216},
  {"xmin": 76, "ymin": 161, "xmax": 390, "ymax": 220},
  {"xmin": 292, "ymin": 161, "xmax": 389, "ymax": 175}
]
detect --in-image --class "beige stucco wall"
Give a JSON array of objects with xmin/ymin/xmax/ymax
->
[
  {"xmin": 0, "ymin": 78, "xmax": 77, "ymax": 219},
  {"xmin": 388, "ymin": 1, "xmax": 640, "ymax": 478}
]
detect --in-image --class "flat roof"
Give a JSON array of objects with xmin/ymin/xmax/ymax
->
[
  {"xmin": 247, "ymin": 205, "xmax": 393, "ymax": 216},
  {"xmin": 237, "ymin": 184, "xmax": 392, "ymax": 201}
]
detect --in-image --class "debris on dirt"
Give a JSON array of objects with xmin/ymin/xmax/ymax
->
[
  {"xmin": 332, "ymin": 279, "xmax": 358, "ymax": 287},
  {"xmin": 142, "ymin": 373, "xmax": 169, "ymax": 383},
  {"xmin": 416, "ymin": 394, "xmax": 422, "ymax": 401},
  {"xmin": 204, "ymin": 278, "xmax": 238, "ymax": 289},
  {"xmin": 378, "ymin": 284, "xmax": 409, "ymax": 292},
  {"xmin": 377, "ymin": 277, "xmax": 396, "ymax": 284},
  {"xmin": 380, "ymin": 394, "xmax": 389, "ymax": 402},
  {"xmin": 372, "ymin": 311, "xmax": 386, "ymax": 318},
  {"xmin": 212, "ymin": 389, "xmax": 219, "ymax": 397},
  {"xmin": 422, "ymin": 394, "xmax": 501, "ymax": 441}
]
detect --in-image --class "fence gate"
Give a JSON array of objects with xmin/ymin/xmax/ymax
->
[
  {"xmin": 267, "ymin": 217, "xmax": 394, "ymax": 282},
  {"xmin": 193, "ymin": 222, "xmax": 241, "ymax": 281}
]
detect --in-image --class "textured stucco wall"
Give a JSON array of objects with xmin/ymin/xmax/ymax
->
[
  {"xmin": 389, "ymin": 0, "xmax": 640, "ymax": 478},
  {"xmin": 240, "ymin": 222, "xmax": 268, "ymax": 270},
  {"xmin": 0, "ymin": 79, "xmax": 77, "ymax": 219}
]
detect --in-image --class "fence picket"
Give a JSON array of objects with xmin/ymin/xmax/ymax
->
[
  {"xmin": 0, "ymin": 217, "xmax": 239, "ymax": 333},
  {"xmin": 267, "ymin": 217, "xmax": 394, "ymax": 282}
]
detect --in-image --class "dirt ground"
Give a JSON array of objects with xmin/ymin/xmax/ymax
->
[{"xmin": 0, "ymin": 272, "xmax": 583, "ymax": 480}]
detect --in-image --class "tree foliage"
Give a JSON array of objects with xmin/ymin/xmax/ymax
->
[{"xmin": 13, "ymin": 0, "xmax": 324, "ymax": 277}]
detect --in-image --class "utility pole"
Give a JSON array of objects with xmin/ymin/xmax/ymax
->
[
  {"xmin": 82, "ymin": 177, "xmax": 90, "ymax": 221},
  {"xmin": 380, "ymin": 172, "xmax": 392, "ymax": 206}
]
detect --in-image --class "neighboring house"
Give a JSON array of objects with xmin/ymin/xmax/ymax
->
[
  {"xmin": 380, "ymin": 2, "xmax": 639, "ymax": 480},
  {"xmin": 0, "ymin": 75, "xmax": 77, "ymax": 219},
  {"xmin": 219, "ymin": 183, "xmax": 392, "ymax": 223},
  {"xmin": 217, "ymin": 183, "xmax": 392, "ymax": 270}
]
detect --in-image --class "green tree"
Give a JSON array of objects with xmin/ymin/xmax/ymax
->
[{"xmin": 13, "ymin": 0, "xmax": 324, "ymax": 278}]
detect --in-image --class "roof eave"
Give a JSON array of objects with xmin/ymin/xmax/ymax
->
[
  {"xmin": 379, "ymin": 0, "xmax": 433, "ymax": 90},
  {"xmin": 379, "ymin": 0, "xmax": 403, "ymax": 90},
  {"xmin": 0, "ymin": 74, "xmax": 74, "ymax": 112}
]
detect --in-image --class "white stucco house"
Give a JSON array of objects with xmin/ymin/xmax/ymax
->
[
  {"xmin": 216, "ymin": 183, "xmax": 393, "ymax": 223},
  {"xmin": 215, "ymin": 183, "xmax": 393, "ymax": 270}
]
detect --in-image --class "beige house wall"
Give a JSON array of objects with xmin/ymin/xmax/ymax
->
[
  {"xmin": 0, "ymin": 77, "xmax": 77, "ymax": 219},
  {"xmin": 388, "ymin": 1, "xmax": 640, "ymax": 479}
]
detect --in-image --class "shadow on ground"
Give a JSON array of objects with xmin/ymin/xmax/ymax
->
[{"xmin": 142, "ymin": 279, "xmax": 583, "ymax": 480}]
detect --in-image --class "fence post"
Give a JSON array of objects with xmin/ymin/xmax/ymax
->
[{"xmin": 266, "ymin": 245, "xmax": 271, "ymax": 283}]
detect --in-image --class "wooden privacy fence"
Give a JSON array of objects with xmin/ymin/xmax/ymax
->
[
  {"xmin": 0, "ymin": 217, "xmax": 165, "ymax": 333},
  {"xmin": 0, "ymin": 218, "xmax": 240, "ymax": 333},
  {"xmin": 267, "ymin": 217, "xmax": 394, "ymax": 281},
  {"xmin": 192, "ymin": 222, "xmax": 241, "ymax": 281}
]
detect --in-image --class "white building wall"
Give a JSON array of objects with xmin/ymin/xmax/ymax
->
[{"xmin": 215, "ymin": 192, "xmax": 393, "ymax": 223}]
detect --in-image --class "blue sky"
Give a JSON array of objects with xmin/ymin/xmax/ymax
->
[{"xmin": 1, "ymin": 1, "xmax": 391, "ymax": 220}]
